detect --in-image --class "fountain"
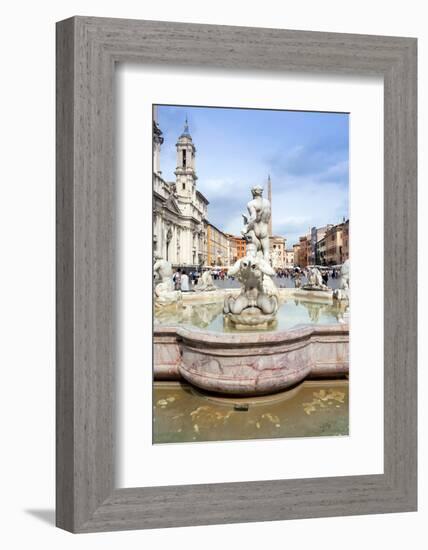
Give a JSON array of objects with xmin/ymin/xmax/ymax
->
[
  {"xmin": 223, "ymin": 186, "xmax": 279, "ymax": 329},
  {"xmin": 153, "ymin": 186, "xmax": 349, "ymax": 396}
]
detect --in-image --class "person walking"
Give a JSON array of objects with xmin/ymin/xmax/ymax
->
[
  {"xmin": 180, "ymin": 271, "xmax": 189, "ymax": 292},
  {"xmin": 322, "ymin": 270, "xmax": 329, "ymax": 287},
  {"xmin": 173, "ymin": 269, "xmax": 181, "ymax": 291}
]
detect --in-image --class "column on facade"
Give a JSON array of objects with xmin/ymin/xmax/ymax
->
[
  {"xmin": 170, "ymin": 223, "xmax": 177, "ymax": 266},
  {"xmin": 153, "ymin": 211, "xmax": 159, "ymax": 255},
  {"xmin": 176, "ymin": 226, "xmax": 181, "ymax": 266}
]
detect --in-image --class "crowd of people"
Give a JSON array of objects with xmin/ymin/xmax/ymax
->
[
  {"xmin": 171, "ymin": 268, "xmax": 230, "ymax": 291},
  {"xmin": 275, "ymin": 267, "xmax": 340, "ymax": 280},
  {"xmin": 170, "ymin": 265, "xmax": 342, "ymax": 292}
]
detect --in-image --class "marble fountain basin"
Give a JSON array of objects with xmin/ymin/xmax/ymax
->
[{"xmin": 154, "ymin": 303, "xmax": 349, "ymax": 396}]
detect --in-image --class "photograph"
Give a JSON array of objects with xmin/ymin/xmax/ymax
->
[
  {"xmin": 152, "ymin": 104, "xmax": 350, "ymax": 444},
  {"xmin": 0, "ymin": 0, "xmax": 419, "ymax": 541}
]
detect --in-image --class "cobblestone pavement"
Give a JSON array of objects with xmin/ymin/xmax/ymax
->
[{"xmin": 195, "ymin": 276, "xmax": 342, "ymax": 291}]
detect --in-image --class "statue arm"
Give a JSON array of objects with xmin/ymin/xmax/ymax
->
[
  {"xmin": 259, "ymin": 259, "xmax": 276, "ymax": 277},
  {"xmin": 228, "ymin": 259, "xmax": 241, "ymax": 277},
  {"xmin": 246, "ymin": 204, "xmax": 257, "ymax": 229}
]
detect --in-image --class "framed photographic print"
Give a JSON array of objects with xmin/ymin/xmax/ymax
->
[
  {"xmin": 150, "ymin": 104, "xmax": 351, "ymax": 446},
  {"xmin": 56, "ymin": 16, "xmax": 417, "ymax": 532}
]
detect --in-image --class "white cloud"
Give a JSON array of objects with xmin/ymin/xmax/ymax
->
[{"xmin": 197, "ymin": 173, "xmax": 348, "ymax": 246}]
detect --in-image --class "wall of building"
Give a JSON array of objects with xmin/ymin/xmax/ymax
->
[
  {"xmin": 342, "ymin": 219, "xmax": 350, "ymax": 261},
  {"xmin": 285, "ymin": 250, "xmax": 295, "ymax": 267},
  {"xmin": 324, "ymin": 223, "xmax": 345, "ymax": 265},
  {"xmin": 269, "ymin": 236, "xmax": 287, "ymax": 268},
  {"xmin": 298, "ymin": 236, "xmax": 309, "ymax": 267},
  {"xmin": 226, "ymin": 234, "xmax": 246, "ymax": 264},
  {"xmin": 297, "ymin": 222, "xmax": 348, "ymax": 267},
  {"xmin": 207, "ymin": 223, "xmax": 230, "ymax": 267}
]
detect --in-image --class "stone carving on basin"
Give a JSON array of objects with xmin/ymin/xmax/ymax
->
[
  {"xmin": 195, "ymin": 265, "xmax": 217, "ymax": 292},
  {"xmin": 153, "ymin": 253, "xmax": 182, "ymax": 309},
  {"xmin": 333, "ymin": 259, "xmax": 350, "ymax": 303},
  {"xmin": 223, "ymin": 185, "xmax": 279, "ymax": 329},
  {"xmin": 301, "ymin": 267, "xmax": 329, "ymax": 291},
  {"xmin": 223, "ymin": 256, "xmax": 279, "ymax": 329}
]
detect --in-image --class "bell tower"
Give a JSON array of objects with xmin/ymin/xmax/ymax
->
[{"xmin": 174, "ymin": 118, "xmax": 197, "ymax": 204}]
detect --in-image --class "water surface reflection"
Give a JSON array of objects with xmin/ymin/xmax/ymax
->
[
  {"xmin": 153, "ymin": 380, "xmax": 349, "ymax": 444},
  {"xmin": 154, "ymin": 297, "xmax": 348, "ymax": 332}
]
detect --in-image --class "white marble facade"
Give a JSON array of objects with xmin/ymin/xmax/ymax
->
[{"xmin": 153, "ymin": 117, "xmax": 209, "ymax": 269}]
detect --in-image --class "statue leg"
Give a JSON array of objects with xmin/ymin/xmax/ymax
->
[{"xmin": 260, "ymin": 236, "xmax": 270, "ymax": 261}]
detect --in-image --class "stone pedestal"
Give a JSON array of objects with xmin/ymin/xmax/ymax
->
[{"xmin": 224, "ymin": 308, "xmax": 277, "ymax": 330}]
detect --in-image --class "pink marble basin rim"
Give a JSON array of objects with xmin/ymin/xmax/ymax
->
[
  {"xmin": 176, "ymin": 323, "xmax": 349, "ymax": 346},
  {"xmin": 154, "ymin": 324, "xmax": 349, "ymax": 396}
]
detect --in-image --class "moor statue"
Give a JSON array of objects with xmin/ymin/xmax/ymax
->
[{"xmin": 242, "ymin": 185, "xmax": 271, "ymax": 260}]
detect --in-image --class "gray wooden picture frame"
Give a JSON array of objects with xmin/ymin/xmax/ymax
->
[{"xmin": 56, "ymin": 16, "xmax": 417, "ymax": 533}]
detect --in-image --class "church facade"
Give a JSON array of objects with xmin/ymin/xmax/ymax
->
[{"xmin": 153, "ymin": 117, "xmax": 209, "ymax": 269}]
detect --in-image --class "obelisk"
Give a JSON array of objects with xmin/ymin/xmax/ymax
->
[{"xmin": 267, "ymin": 174, "xmax": 273, "ymax": 236}]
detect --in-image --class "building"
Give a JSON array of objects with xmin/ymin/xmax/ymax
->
[
  {"xmin": 226, "ymin": 234, "xmax": 246, "ymax": 264},
  {"xmin": 206, "ymin": 222, "xmax": 230, "ymax": 267},
  {"xmin": 297, "ymin": 235, "xmax": 311, "ymax": 267},
  {"xmin": 292, "ymin": 243, "xmax": 300, "ymax": 267},
  {"xmin": 226, "ymin": 235, "xmax": 237, "ymax": 266},
  {"xmin": 153, "ymin": 114, "xmax": 290, "ymax": 271},
  {"xmin": 342, "ymin": 219, "xmax": 350, "ymax": 261},
  {"xmin": 309, "ymin": 226, "xmax": 318, "ymax": 265},
  {"xmin": 306, "ymin": 224, "xmax": 333, "ymax": 265},
  {"xmin": 293, "ymin": 224, "xmax": 336, "ymax": 267},
  {"xmin": 323, "ymin": 221, "xmax": 347, "ymax": 265},
  {"xmin": 153, "ymin": 116, "xmax": 209, "ymax": 269},
  {"xmin": 269, "ymin": 235, "xmax": 287, "ymax": 269},
  {"xmin": 308, "ymin": 219, "xmax": 350, "ymax": 266},
  {"xmin": 316, "ymin": 236, "xmax": 327, "ymax": 265},
  {"xmin": 285, "ymin": 249, "xmax": 294, "ymax": 268}
]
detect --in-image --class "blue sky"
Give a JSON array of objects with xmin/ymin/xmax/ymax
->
[{"xmin": 156, "ymin": 105, "xmax": 349, "ymax": 246}]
